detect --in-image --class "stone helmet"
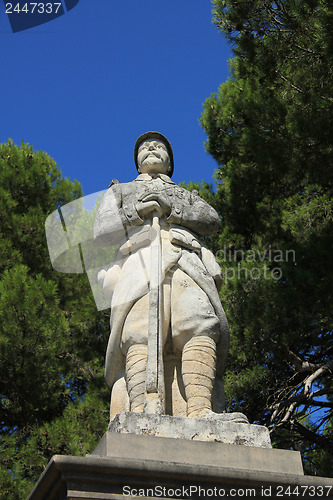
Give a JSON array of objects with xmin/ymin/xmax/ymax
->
[{"xmin": 134, "ymin": 131, "xmax": 174, "ymax": 177}]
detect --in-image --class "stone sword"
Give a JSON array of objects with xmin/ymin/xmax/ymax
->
[{"xmin": 144, "ymin": 212, "xmax": 166, "ymax": 414}]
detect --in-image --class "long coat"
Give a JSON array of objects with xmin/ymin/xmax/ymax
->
[{"xmin": 93, "ymin": 173, "xmax": 229, "ymax": 389}]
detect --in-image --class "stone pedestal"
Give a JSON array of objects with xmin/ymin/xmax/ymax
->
[
  {"xmin": 28, "ymin": 413, "xmax": 333, "ymax": 499},
  {"xmin": 93, "ymin": 430, "xmax": 302, "ymax": 475}
]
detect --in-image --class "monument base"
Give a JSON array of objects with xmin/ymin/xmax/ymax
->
[
  {"xmin": 28, "ymin": 442, "xmax": 333, "ymax": 500},
  {"xmin": 93, "ymin": 429, "xmax": 302, "ymax": 475},
  {"xmin": 28, "ymin": 411, "xmax": 333, "ymax": 500}
]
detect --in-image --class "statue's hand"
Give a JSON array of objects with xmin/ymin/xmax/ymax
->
[
  {"xmin": 136, "ymin": 200, "xmax": 164, "ymax": 218},
  {"xmin": 136, "ymin": 192, "xmax": 171, "ymax": 219}
]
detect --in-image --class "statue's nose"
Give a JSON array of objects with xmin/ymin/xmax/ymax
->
[{"xmin": 148, "ymin": 143, "xmax": 155, "ymax": 150}]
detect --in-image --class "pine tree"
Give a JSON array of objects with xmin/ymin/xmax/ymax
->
[
  {"xmin": 200, "ymin": 0, "xmax": 333, "ymax": 475},
  {"xmin": 0, "ymin": 140, "xmax": 110, "ymax": 499}
]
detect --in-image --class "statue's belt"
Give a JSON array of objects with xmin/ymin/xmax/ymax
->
[{"xmin": 119, "ymin": 225, "xmax": 201, "ymax": 256}]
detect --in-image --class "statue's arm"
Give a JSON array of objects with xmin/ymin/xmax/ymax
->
[
  {"xmin": 93, "ymin": 182, "xmax": 143, "ymax": 246},
  {"xmin": 167, "ymin": 190, "xmax": 220, "ymax": 236}
]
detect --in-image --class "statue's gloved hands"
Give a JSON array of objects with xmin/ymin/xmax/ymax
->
[{"xmin": 136, "ymin": 191, "xmax": 172, "ymax": 219}]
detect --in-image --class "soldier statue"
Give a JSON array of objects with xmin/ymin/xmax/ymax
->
[{"xmin": 93, "ymin": 132, "xmax": 230, "ymax": 419}]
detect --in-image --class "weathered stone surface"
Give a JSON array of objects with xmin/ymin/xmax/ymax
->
[{"xmin": 107, "ymin": 411, "xmax": 272, "ymax": 448}]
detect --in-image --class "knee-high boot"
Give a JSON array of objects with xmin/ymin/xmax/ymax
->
[
  {"xmin": 125, "ymin": 344, "xmax": 148, "ymax": 413},
  {"xmin": 182, "ymin": 336, "xmax": 217, "ymax": 418}
]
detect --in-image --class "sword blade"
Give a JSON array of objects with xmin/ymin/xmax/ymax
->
[{"xmin": 145, "ymin": 213, "xmax": 165, "ymax": 413}]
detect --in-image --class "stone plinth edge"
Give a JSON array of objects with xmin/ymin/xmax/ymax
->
[
  {"xmin": 28, "ymin": 453, "xmax": 333, "ymax": 500},
  {"xmin": 92, "ymin": 430, "xmax": 303, "ymax": 475}
]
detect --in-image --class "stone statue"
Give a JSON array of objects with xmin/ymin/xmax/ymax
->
[{"xmin": 93, "ymin": 132, "xmax": 230, "ymax": 420}]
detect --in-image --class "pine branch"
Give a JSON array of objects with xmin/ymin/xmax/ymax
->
[
  {"xmin": 288, "ymin": 349, "xmax": 321, "ymax": 372},
  {"xmin": 292, "ymin": 421, "xmax": 333, "ymax": 454},
  {"xmin": 305, "ymin": 361, "xmax": 333, "ymax": 391}
]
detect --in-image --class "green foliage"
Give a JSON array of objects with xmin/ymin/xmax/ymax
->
[
  {"xmin": 0, "ymin": 265, "xmax": 69, "ymax": 429},
  {"xmin": 0, "ymin": 141, "xmax": 110, "ymax": 498},
  {"xmin": 200, "ymin": 1, "xmax": 333, "ymax": 476},
  {"xmin": 0, "ymin": 382, "xmax": 109, "ymax": 499}
]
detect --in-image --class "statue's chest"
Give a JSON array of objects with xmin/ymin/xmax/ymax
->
[
  {"xmin": 137, "ymin": 180, "xmax": 186, "ymax": 199},
  {"xmin": 140, "ymin": 178, "xmax": 167, "ymax": 195}
]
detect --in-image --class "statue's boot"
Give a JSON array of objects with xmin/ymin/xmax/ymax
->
[
  {"xmin": 182, "ymin": 336, "xmax": 217, "ymax": 418},
  {"xmin": 125, "ymin": 344, "xmax": 148, "ymax": 412}
]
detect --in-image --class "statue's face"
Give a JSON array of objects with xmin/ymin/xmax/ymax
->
[{"xmin": 137, "ymin": 139, "xmax": 170, "ymax": 175}]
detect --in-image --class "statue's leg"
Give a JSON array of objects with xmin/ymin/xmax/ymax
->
[
  {"xmin": 171, "ymin": 268, "xmax": 220, "ymax": 417},
  {"xmin": 125, "ymin": 344, "xmax": 148, "ymax": 412},
  {"xmin": 182, "ymin": 336, "xmax": 217, "ymax": 417},
  {"xmin": 120, "ymin": 284, "xmax": 171, "ymax": 413}
]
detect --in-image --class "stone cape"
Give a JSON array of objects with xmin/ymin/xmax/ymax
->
[{"xmin": 101, "ymin": 244, "xmax": 229, "ymax": 384}]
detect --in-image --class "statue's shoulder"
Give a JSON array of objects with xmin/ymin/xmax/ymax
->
[
  {"xmin": 108, "ymin": 179, "xmax": 119, "ymax": 188},
  {"xmin": 106, "ymin": 179, "xmax": 136, "ymax": 192}
]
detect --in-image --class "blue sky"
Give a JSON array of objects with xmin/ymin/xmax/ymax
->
[{"xmin": 0, "ymin": 1, "xmax": 231, "ymax": 195}]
